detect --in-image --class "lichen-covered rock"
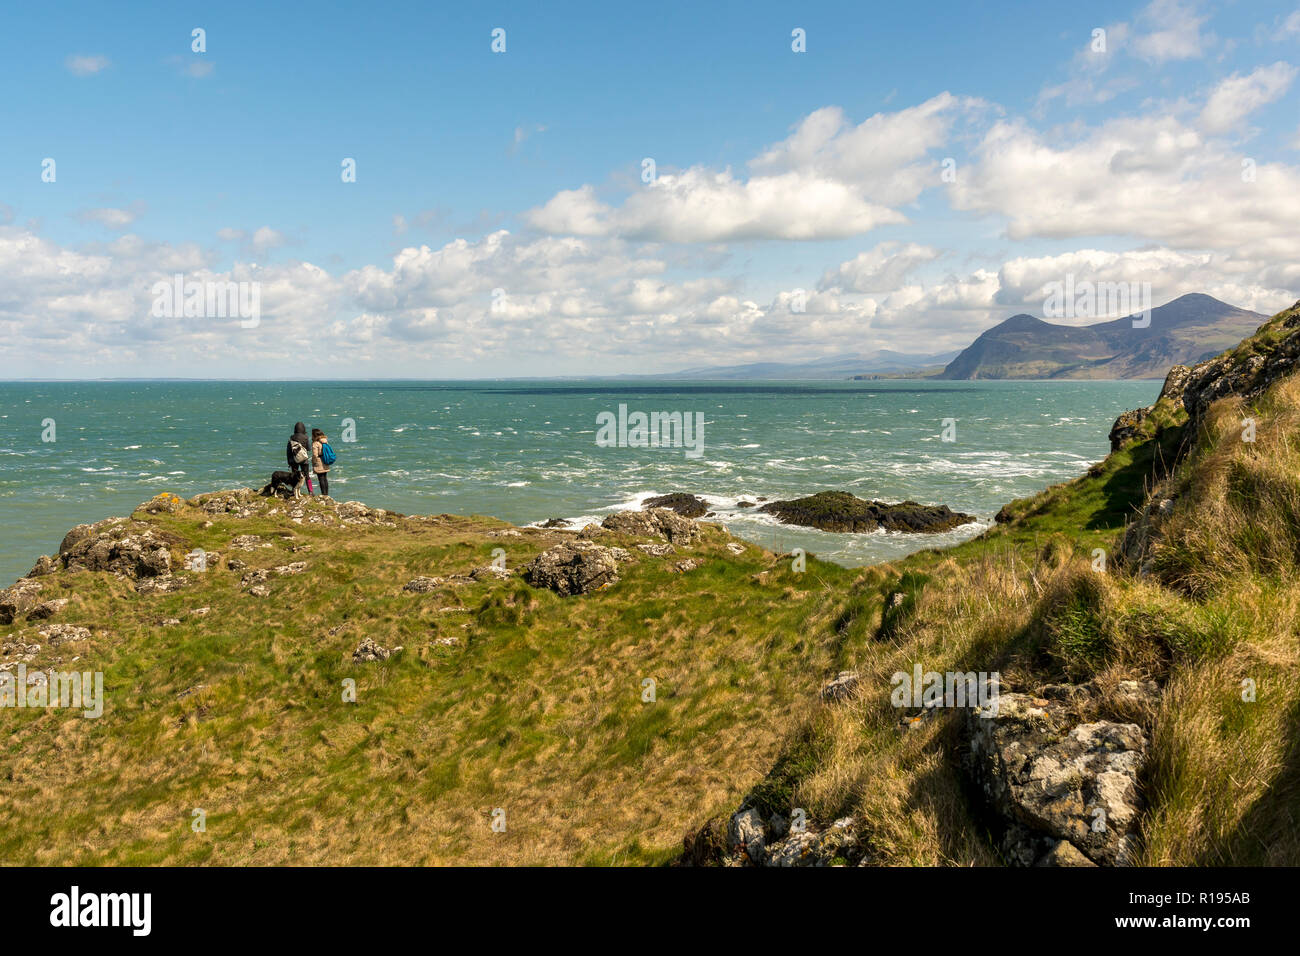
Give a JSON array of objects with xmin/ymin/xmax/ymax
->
[
  {"xmin": 0, "ymin": 580, "xmax": 44, "ymax": 625},
  {"xmin": 353, "ymin": 637, "xmax": 400, "ymax": 662},
  {"xmin": 727, "ymin": 808, "xmax": 767, "ymax": 864},
  {"xmin": 965, "ymin": 692, "xmax": 1147, "ymax": 866},
  {"xmin": 601, "ymin": 508, "xmax": 700, "ymax": 546},
  {"xmin": 523, "ymin": 542, "xmax": 621, "ymax": 596},
  {"xmin": 27, "ymin": 555, "xmax": 58, "ymax": 577},
  {"xmin": 403, "ymin": 576, "xmax": 445, "ymax": 593}
]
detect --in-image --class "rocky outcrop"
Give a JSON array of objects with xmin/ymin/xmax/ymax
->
[
  {"xmin": 523, "ymin": 542, "xmax": 622, "ymax": 596},
  {"xmin": 758, "ymin": 491, "xmax": 973, "ymax": 534},
  {"xmin": 964, "ymin": 690, "xmax": 1149, "ymax": 866},
  {"xmin": 0, "ymin": 580, "xmax": 44, "ymax": 625},
  {"xmin": 56, "ymin": 517, "xmax": 173, "ymax": 579},
  {"xmin": 1108, "ymin": 363, "xmax": 1192, "ymax": 451},
  {"xmin": 601, "ymin": 508, "xmax": 701, "ymax": 546},
  {"xmin": 642, "ymin": 493, "xmax": 710, "ymax": 518}
]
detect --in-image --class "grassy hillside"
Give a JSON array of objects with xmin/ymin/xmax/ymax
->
[
  {"xmin": 1, "ymin": 498, "xmax": 870, "ymax": 865},
  {"xmin": 694, "ymin": 298, "xmax": 1300, "ymax": 866},
  {"xmin": 4, "ymin": 301, "xmax": 1298, "ymax": 867}
]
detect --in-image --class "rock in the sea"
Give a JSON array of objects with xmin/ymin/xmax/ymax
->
[
  {"xmin": 758, "ymin": 490, "xmax": 973, "ymax": 534},
  {"xmin": 539, "ymin": 518, "xmax": 571, "ymax": 529},
  {"xmin": 965, "ymin": 692, "xmax": 1147, "ymax": 866},
  {"xmin": 601, "ymin": 507, "xmax": 700, "ymax": 546},
  {"xmin": 523, "ymin": 542, "xmax": 621, "ymax": 596},
  {"xmin": 642, "ymin": 493, "xmax": 710, "ymax": 518}
]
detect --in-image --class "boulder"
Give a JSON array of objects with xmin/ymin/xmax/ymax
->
[
  {"xmin": 601, "ymin": 508, "xmax": 700, "ymax": 546},
  {"xmin": 27, "ymin": 555, "xmax": 58, "ymax": 577},
  {"xmin": 758, "ymin": 491, "xmax": 973, "ymax": 534},
  {"xmin": 0, "ymin": 580, "xmax": 44, "ymax": 625},
  {"xmin": 642, "ymin": 493, "xmax": 710, "ymax": 518},
  {"xmin": 523, "ymin": 542, "xmax": 621, "ymax": 596},
  {"xmin": 727, "ymin": 807, "xmax": 767, "ymax": 864},
  {"xmin": 964, "ymin": 692, "xmax": 1147, "ymax": 866},
  {"xmin": 353, "ymin": 637, "xmax": 400, "ymax": 662},
  {"xmin": 26, "ymin": 598, "xmax": 69, "ymax": 621}
]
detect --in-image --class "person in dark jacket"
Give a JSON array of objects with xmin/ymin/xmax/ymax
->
[{"xmin": 286, "ymin": 421, "xmax": 312, "ymax": 494}]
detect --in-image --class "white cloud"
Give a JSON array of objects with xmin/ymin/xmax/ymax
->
[
  {"xmin": 819, "ymin": 242, "xmax": 940, "ymax": 292},
  {"xmin": 1199, "ymin": 62, "xmax": 1297, "ymax": 134},
  {"xmin": 525, "ymin": 94, "xmax": 979, "ymax": 242},
  {"xmin": 75, "ymin": 204, "xmax": 145, "ymax": 231},
  {"xmin": 65, "ymin": 54, "xmax": 110, "ymax": 76},
  {"xmin": 1132, "ymin": 0, "xmax": 1212, "ymax": 62},
  {"xmin": 949, "ymin": 110, "xmax": 1300, "ymax": 260}
]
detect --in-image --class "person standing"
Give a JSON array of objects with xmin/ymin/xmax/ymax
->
[
  {"xmin": 287, "ymin": 421, "xmax": 312, "ymax": 495},
  {"xmin": 311, "ymin": 427, "xmax": 333, "ymax": 497}
]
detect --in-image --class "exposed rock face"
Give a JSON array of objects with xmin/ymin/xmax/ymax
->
[
  {"xmin": 601, "ymin": 508, "xmax": 701, "ymax": 546},
  {"xmin": 1182, "ymin": 303, "xmax": 1300, "ymax": 427},
  {"xmin": 26, "ymin": 598, "xmax": 69, "ymax": 621},
  {"xmin": 470, "ymin": 564, "xmax": 513, "ymax": 582},
  {"xmin": 1108, "ymin": 363, "xmax": 1192, "ymax": 451},
  {"xmin": 523, "ymin": 542, "xmax": 621, "ymax": 596},
  {"xmin": 758, "ymin": 491, "xmax": 973, "ymax": 534},
  {"xmin": 57, "ymin": 518, "xmax": 173, "ymax": 579},
  {"xmin": 964, "ymin": 692, "xmax": 1147, "ymax": 866},
  {"xmin": 642, "ymin": 493, "xmax": 710, "ymax": 518},
  {"xmin": 0, "ymin": 580, "xmax": 44, "ymax": 625}
]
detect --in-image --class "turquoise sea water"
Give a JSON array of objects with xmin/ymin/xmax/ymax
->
[{"xmin": 0, "ymin": 379, "xmax": 1160, "ymax": 585}]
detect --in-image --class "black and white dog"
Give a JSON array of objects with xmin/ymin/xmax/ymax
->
[{"xmin": 258, "ymin": 470, "xmax": 304, "ymax": 498}]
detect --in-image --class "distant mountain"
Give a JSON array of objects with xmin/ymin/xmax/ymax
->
[
  {"xmin": 938, "ymin": 293, "xmax": 1267, "ymax": 380},
  {"xmin": 656, "ymin": 349, "xmax": 960, "ymax": 380}
]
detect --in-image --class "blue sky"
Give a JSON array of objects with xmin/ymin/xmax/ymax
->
[{"xmin": 1, "ymin": 0, "xmax": 1298, "ymax": 377}]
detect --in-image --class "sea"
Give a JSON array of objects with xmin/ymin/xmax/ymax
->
[{"xmin": 0, "ymin": 379, "xmax": 1160, "ymax": 586}]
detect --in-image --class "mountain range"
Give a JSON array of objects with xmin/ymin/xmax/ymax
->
[
  {"xmin": 653, "ymin": 349, "xmax": 960, "ymax": 380},
  {"xmin": 936, "ymin": 293, "xmax": 1266, "ymax": 380}
]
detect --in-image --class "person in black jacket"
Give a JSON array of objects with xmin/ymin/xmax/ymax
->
[{"xmin": 286, "ymin": 421, "xmax": 312, "ymax": 495}]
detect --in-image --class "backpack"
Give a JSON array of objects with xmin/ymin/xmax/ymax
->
[
  {"xmin": 320, "ymin": 442, "xmax": 337, "ymax": 466},
  {"xmin": 290, "ymin": 440, "xmax": 309, "ymax": 465}
]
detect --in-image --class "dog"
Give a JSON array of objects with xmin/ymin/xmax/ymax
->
[{"xmin": 259, "ymin": 470, "xmax": 305, "ymax": 498}]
